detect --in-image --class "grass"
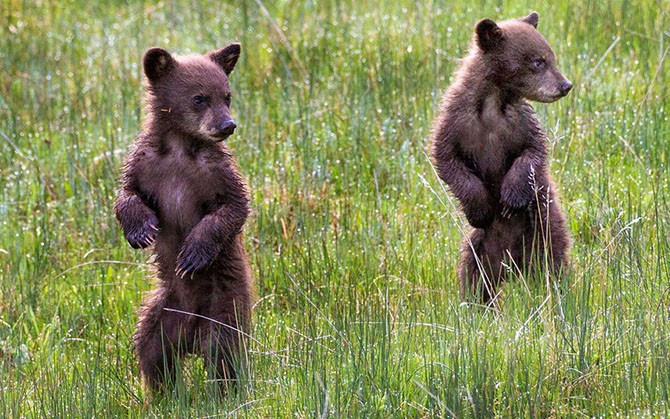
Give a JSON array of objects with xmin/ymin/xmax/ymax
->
[{"xmin": 1, "ymin": 0, "xmax": 668, "ymax": 416}]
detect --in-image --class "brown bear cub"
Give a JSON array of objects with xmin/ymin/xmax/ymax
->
[
  {"xmin": 115, "ymin": 43, "xmax": 252, "ymax": 393},
  {"xmin": 430, "ymin": 12, "xmax": 572, "ymax": 303}
]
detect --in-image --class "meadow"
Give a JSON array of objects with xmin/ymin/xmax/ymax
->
[{"xmin": 0, "ymin": 0, "xmax": 668, "ymax": 416}]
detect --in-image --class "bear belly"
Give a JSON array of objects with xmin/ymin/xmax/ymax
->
[{"xmin": 482, "ymin": 213, "xmax": 530, "ymax": 258}]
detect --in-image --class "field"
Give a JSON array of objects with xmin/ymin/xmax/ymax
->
[{"xmin": 1, "ymin": 0, "xmax": 668, "ymax": 416}]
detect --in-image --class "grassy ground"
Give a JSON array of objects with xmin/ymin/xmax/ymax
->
[{"xmin": 1, "ymin": 0, "xmax": 668, "ymax": 416}]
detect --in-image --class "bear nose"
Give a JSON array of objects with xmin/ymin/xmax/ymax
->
[
  {"xmin": 560, "ymin": 80, "xmax": 573, "ymax": 96},
  {"xmin": 220, "ymin": 120, "xmax": 237, "ymax": 136}
]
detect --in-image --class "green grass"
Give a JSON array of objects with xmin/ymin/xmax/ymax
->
[{"xmin": 1, "ymin": 0, "xmax": 668, "ymax": 416}]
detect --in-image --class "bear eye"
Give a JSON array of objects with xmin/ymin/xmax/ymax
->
[
  {"xmin": 192, "ymin": 95, "xmax": 206, "ymax": 106},
  {"xmin": 224, "ymin": 93, "xmax": 232, "ymax": 105},
  {"xmin": 532, "ymin": 58, "xmax": 546, "ymax": 69}
]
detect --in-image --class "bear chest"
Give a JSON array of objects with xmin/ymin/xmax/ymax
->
[
  {"xmin": 464, "ymin": 103, "xmax": 533, "ymax": 181},
  {"xmin": 139, "ymin": 148, "xmax": 223, "ymax": 233},
  {"xmin": 462, "ymin": 130, "xmax": 522, "ymax": 182}
]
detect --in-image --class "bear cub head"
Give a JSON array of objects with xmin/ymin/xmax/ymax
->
[
  {"xmin": 474, "ymin": 12, "xmax": 572, "ymax": 103},
  {"xmin": 143, "ymin": 43, "xmax": 241, "ymax": 141}
]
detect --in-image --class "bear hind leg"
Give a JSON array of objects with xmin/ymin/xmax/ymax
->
[
  {"xmin": 135, "ymin": 288, "xmax": 186, "ymax": 392},
  {"xmin": 197, "ymin": 309, "xmax": 249, "ymax": 395},
  {"xmin": 135, "ymin": 319, "xmax": 177, "ymax": 392},
  {"xmin": 459, "ymin": 229, "xmax": 498, "ymax": 304}
]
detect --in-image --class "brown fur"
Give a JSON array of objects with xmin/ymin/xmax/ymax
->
[
  {"xmin": 115, "ymin": 43, "xmax": 252, "ymax": 392},
  {"xmin": 430, "ymin": 12, "xmax": 573, "ymax": 303}
]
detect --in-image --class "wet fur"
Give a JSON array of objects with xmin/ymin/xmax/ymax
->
[
  {"xmin": 115, "ymin": 44, "xmax": 252, "ymax": 392},
  {"xmin": 430, "ymin": 13, "xmax": 572, "ymax": 303}
]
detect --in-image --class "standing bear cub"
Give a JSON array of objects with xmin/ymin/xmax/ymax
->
[
  {"xmin": 431, "ymin": 12, "xmax": 572, "ymax": 303},
  {"xmin": 115, "ymin": 43, "xmax": 252, "ymax": 392}
]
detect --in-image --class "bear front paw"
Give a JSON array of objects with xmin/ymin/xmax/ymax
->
[
  {"xmin": 124, "ymin": 215, "xmax": 159, "ymax": 249},
  {"xmin": 464, "ymin": 203, "xmax": 494, "ymax": 229},
  {"xmin": 116, "ymin": 194, "xmax": 159, "ymax": 249},
  {"xmin": 175, "ymin": 241, "xmax": 216, "ymax": 278},
  {"xmin": 500, "ymin": 183, "xmax": 533, "ymax": 212}
]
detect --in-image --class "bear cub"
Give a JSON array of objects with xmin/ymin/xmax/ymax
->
[
  {"xmin": 430, "ymin": 12, "xmax": 572, "ymax": 303},
  {"xmin": 115, "ymin": 43, "xmax": 252, "ymax": 392}
]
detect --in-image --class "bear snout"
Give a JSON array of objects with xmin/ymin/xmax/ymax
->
[
  {"xmin": 212, "ymin": 119, "xmax": 237, "ymax": 140},
  {"xmin": 559, "ymin": 80, "xmax": 573, "ymax": 96},
  {"xmin": 221, "ymin": 119, "xmax": 237, "ymax": 135}
]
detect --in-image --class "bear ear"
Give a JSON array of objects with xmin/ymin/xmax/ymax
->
[
  {"xmin": 475, "ymin": 18, "xmax": 504, "ymax": 52},
  {"xmin": 209, "ymin": 43, "xmax": 241, "ymax": 75},
  {"xmin": 521, "ymin": 12, "xmax": 539, "ymax": 28},
  {"xmin": 143, "ymin": 48, "xmax": 176, "ymax": 82}
]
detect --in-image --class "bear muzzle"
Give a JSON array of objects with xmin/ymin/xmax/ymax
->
[
  {"xmin": 213, "ymin": 119, "xmax": 237, "ymax": 141},
  {"xmin": 558, "ymin": 80, "xmax": 573, "ymax": 96}
]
